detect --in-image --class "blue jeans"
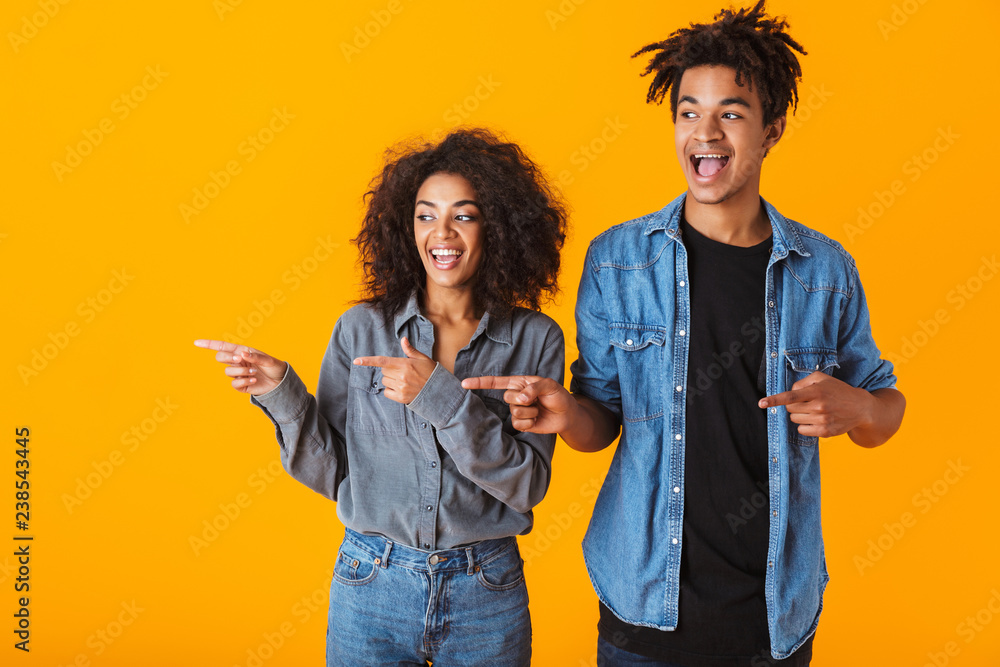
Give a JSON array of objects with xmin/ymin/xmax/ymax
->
[
  {"xmin": 326, "ymin": 528, "xmax": 531, "ymax": 666},
  {"xmin": 597, "ymin": 637, "xmax": 685, "ymax": 666}
]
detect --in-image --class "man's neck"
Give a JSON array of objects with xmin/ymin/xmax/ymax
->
[{"xmin": 682, "ymin": 190, "xmax": 772, "ymax": 248}]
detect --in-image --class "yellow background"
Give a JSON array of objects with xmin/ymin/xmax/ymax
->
[{"xmin": 4, "ymin": 0, "xmax": 998, "ymax": 664}]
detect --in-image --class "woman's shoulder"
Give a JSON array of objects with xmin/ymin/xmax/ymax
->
[{"xmin": 508, "ymin": 307, "xmax": 564, "ymax": 341}]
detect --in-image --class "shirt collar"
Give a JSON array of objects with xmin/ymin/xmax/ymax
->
[
  {"xmin": 644, "ymin": 193, "xmax": 810, "ymax": 259},
  {"xmin": 393, "ymin": 291, "xmax": 513, "ymax": 346}
]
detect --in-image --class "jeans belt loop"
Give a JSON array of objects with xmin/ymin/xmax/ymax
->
[
  {"xmin": 466, "ymin": 546, "xmax": 476, "ymax": 576},
  {"xmin": 380, "ymin": 541, "xmax": 393, "ymax": 569}
]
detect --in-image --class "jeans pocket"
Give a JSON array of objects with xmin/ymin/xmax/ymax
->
[
  {"xmin": 783, "ymin": 347, "xmax": 839, "ymax": 447},
  {"xmin": 332, "ymin": 540, "xmax": 381, "ymax": 586},
  {"xmin": 609, "ymin": 324, "xmax": 666, "ymax": 422},
  {"xmin": 475, "ymin": 543, "xmax": 526, "ymax": 592},
  {"xmin": 347, "ymin": 365, "xmax": 407, "ymax": 435}
]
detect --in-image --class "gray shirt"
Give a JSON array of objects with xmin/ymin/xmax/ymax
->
[{"xmin": 251, "ymin": 294, "xmax": 565, "ymax": 549}]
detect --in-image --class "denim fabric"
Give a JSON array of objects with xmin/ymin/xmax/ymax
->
[
  {"xmin": 596, "ymin": 637, "xmax": 685, "ymax": 667},
  {"xmin": 251, "ymin": 293, "xmax": 564, "ymax": 549},
  {"xmin": 571, "ymin": 194, "xmax": 896, "ymax": 659},
  {"xmin": 326, "ymin": 528, "xmax": 530, "ymax": 666}
]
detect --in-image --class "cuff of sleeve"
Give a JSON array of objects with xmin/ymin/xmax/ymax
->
[
  {"xmin": 406, "ymin": 363, "xmax": 465, "ymax": 427},
  {"xmin": 250, "ymin": 364, "xmax": 310, "ymax": 423}
]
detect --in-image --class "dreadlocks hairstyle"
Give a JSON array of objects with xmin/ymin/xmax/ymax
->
[
  {"xmin": 353, "ymin": 128, "xmax": 568, "ymax": 324},
  {"xmin": 633, "ymin": 1, "xmax": 807, "ymax": 126}
]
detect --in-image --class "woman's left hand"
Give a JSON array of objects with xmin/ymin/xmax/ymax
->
[{"xmin": 353, "ymin": 337, "xmax": 437, "ymax": 404}]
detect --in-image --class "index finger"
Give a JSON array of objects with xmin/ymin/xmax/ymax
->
[
  {"xmin": 461, "ymin": 375, "xmax": 541, "ymax": 391},
  {"xmin": 194, "ymin": 339, "xmax": 240, "ymax": 353},
  {"xmin": 353, "ymin": 356, "xmax": 402, "ymax": 369},
  {"xmin": 759, "ymin": 389, "xmax": 806, "ymax": 409}
]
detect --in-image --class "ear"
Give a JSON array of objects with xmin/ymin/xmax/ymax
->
[{"xmin": 762, "ymin": 115, "xmax": 786, "ymax": 156}]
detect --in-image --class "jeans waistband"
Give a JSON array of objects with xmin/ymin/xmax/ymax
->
[{"xmin": 343, "ymin": 528, "xmax": 517, "ymax": 574}]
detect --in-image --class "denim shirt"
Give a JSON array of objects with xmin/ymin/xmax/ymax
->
[
  {"xmin": 251, "ymin": 294, "xmax": 564, "ymax": 550},
  {"xmin": 570, "ymin": 193, "xmax": 896, "ymax": 659}
]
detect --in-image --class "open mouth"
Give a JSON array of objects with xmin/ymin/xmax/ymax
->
[
  {"xmin": 430, "ymin": 248, "xmax": 463, "ymax": 267},
  {"xmin": 691, "ymin": 153, "xmax": 730, "ymax": 178}
]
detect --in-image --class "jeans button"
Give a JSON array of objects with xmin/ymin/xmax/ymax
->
[{"xmin": 429, "ymin": 555, "xmax": 440, "ymax": 565}]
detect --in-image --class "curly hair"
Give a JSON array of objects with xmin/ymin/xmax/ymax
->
[
  {"xmin": 633, "ymin": 1, "xmax": 807, "ymax": 126},
  {"xmin": 353, "ymin": 128, "xmax": 567, "ymax": 323}
]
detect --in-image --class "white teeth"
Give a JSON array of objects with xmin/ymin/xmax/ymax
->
[
  {"xmin": 431, "ymin": 249, "xmax": 462, "ymax": 256},
  {"xmin": 694, "ymin": 154, "xmax": 728, "ymax": 159}
]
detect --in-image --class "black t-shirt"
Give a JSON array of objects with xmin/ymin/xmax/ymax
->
[{"xmin": 598, "ymin": 218, "xmax": 813, "ymax": 666}]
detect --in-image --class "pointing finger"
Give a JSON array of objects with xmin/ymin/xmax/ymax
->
[{"xmin": 353, "ymin": 356, "xmax": 400, "ymax": 369}]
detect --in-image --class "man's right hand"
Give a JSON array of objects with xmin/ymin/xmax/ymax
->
[{"xmin": 461, "ymin": 375, "xmax": 573, "ymax": 434}]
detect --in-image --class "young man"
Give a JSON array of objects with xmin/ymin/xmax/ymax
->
[{"xmin": 463, "ymin": 2, "xmax": 905, "ymax": 665}]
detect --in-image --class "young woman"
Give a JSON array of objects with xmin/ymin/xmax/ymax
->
[{"xmin": 195, "ymin": 129, "xmax": 567, "ymax": 666}]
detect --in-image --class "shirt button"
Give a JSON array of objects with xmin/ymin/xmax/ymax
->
[
  {"xmin": 420, "ymin": 422, "xmax": 427, "ymax": 429},
  {"xmin": 626, "ymin": 339, "xmax": 634, "ymax": 346},
  {"xmin": 815, "ymin": 364, "xmax": 821, "ymax": 370},
  {"xmin": 773, "ymin": 510, "xmax": 778, "ymax": 517},
  {"xmin": 673, "ymin": 486, "xmax": 680, "ymax": 493},
  {"xmin": 675, "ymin": 434, "xmax": 681, "ymax": 441},
  {"xmin": 672, "ymin": 538, "xmax": 678, "ymax": 545},
  {"xmin": 770, "ymin": 408, "xmax": 776, "ymax": 414},
  {"xmin": 768, "ymin": 301, "xmax": 775, "ymax": 308},
  {"xmin": 425, "ymin": 505, "xmax": 433, "ymax": 511},
  {"xmin": 430, "ymin": 461, "xmax": 437, "ymax": 468},
  {"xmin": 773, "ymin": 457, "xmax": 778, "ymax": 463},
  {"xmin": 371, "ymin": 380, "xmax": 378, "ymax": 388},
  {"xmin": 675, "ymin": 386, "xmax": 682, "ymax": 392},
  {"xmin": 424, "ymin": 543, "xmax": 430, "ymax": 549},
  {"xmin": 678, "ymin": 330, "xmax": 686, "ymax": 336},
  {"xmin": 771, "ymin": 352, "xmax": 777, "ymax": 358},
  {"xmin": 679, "ymin": 281, "xmax": 685, "ymax": 287}
]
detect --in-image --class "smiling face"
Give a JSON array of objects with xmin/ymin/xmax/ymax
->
[
  {"xmin": 413, "ymin": 172, "xmax": 484, "ymax": 296},
  {"xmin": 674, "ymin": 65, "xmax": 785, "ymax": 208}
]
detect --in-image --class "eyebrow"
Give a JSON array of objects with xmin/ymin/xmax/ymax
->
[
  {"xmin": 678, "ymin": 94, "xmax": 752, "ymax": 109},
  {"xmin": 415, "ymin": 199, "xmax": 480, "ymax": 208}
]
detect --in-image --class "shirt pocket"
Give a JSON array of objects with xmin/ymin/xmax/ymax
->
[
  {"xmin": 610, "ymin": 324, "xmax": 666, "ymax": 422},
  {"xmin": 783, "ymin": 348, "xmax": 839, "ymax": 447},
  {"xmin": 347, "ymin": 365, "xmax": 407, "ymax": 435},
  {"xmin": 469, "ymin": 367, "xmax": 514, "ymax": 433}
]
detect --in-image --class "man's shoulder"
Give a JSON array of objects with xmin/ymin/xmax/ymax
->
[
  {"xmin": 784, "ymin": 217, "xmax": 857, "ymax": 268},
  {"xmin": 585, "ymin": 199, "xmax": 682, "ymax": 268}
]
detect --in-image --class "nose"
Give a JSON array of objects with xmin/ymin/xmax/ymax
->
[
  {"xmin": 693, "ymin": 115, "xmax": 724, "ymax": 143},
  {"xmin": 432, "ymin": 217, "xmax": 456, "ymax": 239}
]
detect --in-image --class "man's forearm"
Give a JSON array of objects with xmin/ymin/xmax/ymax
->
[
  {"xmin": 561, "ymin": 394, "xmax": 622, "ymax": 452},
  {"xmin": 848, "ymin": 387, "xmax": 906, "ymax": 448}
]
